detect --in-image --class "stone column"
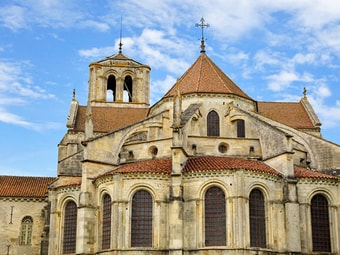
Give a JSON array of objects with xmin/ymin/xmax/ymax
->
[{"xmin": 284, "ymin": 178, "xmax": 301, "ymax": 252}]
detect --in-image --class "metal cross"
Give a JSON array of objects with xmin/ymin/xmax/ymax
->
[{"xmin": 196, "ymin": 17, "xmax": 209, "ymax": 41}]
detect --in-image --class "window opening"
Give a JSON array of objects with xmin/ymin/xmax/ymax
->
[
  {"xmin": 63, "ymin": 201, "xmax": 77, "ymax": 254},
  {"xmin": 102, "ymin": 194, "xmax": 112, "ymax": 250},
  {"xmin": 207, "ymin": 111, "xmax": 220, "ymax": 136},
  {"xmin": 107, "ymin": 75, "xmax": 116, "ymax": 101},
  {"xmin": 19, "ymin": 216, "xmax": 33, "ymax": 245},
  {"xmin": 237, "ymin": 119, "xmax": 245, "ymax": 138},
  {"xmin": 249, "ymin": 189, "xmax": 266, "ymax": 248},
  {"xmin": 205, "ymin": 186, "xmax": 226, "ymax": 246},
  {"xmin": 124, "ymin": 75, "xmax": 133, "ymax": 102},
  {"xmin": 311, "ymin": 194, "xmax": 331, "ymax": 252},
  {"xmin": 218, "ymin": 143, "xmax": 228, "ymax": 153},
  {"xmin": 131, "ymin": 190, "xmax": 153, "ymax": 247}
]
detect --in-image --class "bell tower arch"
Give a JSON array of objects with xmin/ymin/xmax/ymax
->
[{"xmin": 88, "ymin": 52, "xmax": 150, "ymax": 108}]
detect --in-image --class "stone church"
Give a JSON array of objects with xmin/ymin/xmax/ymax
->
[{"xmin": 2, "ymin": 31, "xmax": 340, "ymax": 254}]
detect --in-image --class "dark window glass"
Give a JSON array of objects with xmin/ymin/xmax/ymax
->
[
  {"xmin": 107, "ymin": 75, "xmax": 116, "ymax": 101},
  {"xmin": 63, "ymin": 201, "xmax": 77, "ymax": 254},
  {"xmin": 249, "ymin": 189, "xmax": 266, "ymax": 248},
  {"xmin": 124, "ymin": 75, "xmax": 133, "ymax": 102},
  {"xmin": 311, "ymin": 194, "xmax": 331, "ymax": 252},
  {"xmin": 19, "ymin": 216, "xmax": 33, "ymax": 245},
  {"xmin": 237, "ymin": 119, "xmax": 245, "ymax": 138},
  {"xmin": 131, "ymin": 190, "xmax": 152, "ymax": 247},
  {"xmin": 205, "ymin": 186, "xmax": 226, "ymax": 246},
  {"xmin": 207, "ymin": 111, "xmax": 220, "ymax": 136},
  {"xmin": 102, "ymin": 194, "xmax": 112, "ymax": 250}
]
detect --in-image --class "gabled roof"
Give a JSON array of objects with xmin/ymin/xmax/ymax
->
[
  {"xmin": 73, "ymin": 106, "xmax": 149, "ymax": 133},
  {"xmin": 0, "ymin": 176, "xmax": 55, "ymax": 198},
  {"xmin": 257, "ymin": 101, "xmax": 316, "ymax": 129},
  {"xmin": 163, "ymin": 53, "xmax": 252, "ymax": 100}
]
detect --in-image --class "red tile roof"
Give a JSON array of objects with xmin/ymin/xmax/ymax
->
[
  {"xmin": 0, "ymin": 176, "xmax": 55, "ymax": 198},
  {"xmin": 73, "ymin": 106, "xmax": 149, "ymax": 132},
  {"xmin": 163, "ymin": 54, "xmax": 252, "ymax": 100},
  {"xmin": 294, "ymin": 166, "xmax": 337, "ymax": 180},
  {"xmin": 184, "ymin": 156, "xmax": 281, "ymax": 176},
  {"xmin": 99, "ymin": 156, "xmax": 281, "ymax": 177},
  {"xmin": 103, "ymin": 158, "xmax": 172, "ymax": 176},
  {"xmin": 50, "ymin": 177, "xmax": 82, "ymax": 189},
  {"xmin": 257, "ymin": 101, "xmax": 315, "ymax": 129}
]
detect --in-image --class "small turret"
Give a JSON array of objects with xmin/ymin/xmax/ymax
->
[{"xmin": 66, "ymin": 89, "xmax": 79, "ymax": 129}]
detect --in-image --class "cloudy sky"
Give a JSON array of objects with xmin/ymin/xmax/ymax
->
[{"xmin": 1, "ymin": 0, "xmax": 339, "ymax": 176}]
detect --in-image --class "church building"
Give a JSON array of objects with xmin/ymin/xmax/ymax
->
[{"xmin": 2, "ymin": 23, "xmax": 340, "ymax": 255}]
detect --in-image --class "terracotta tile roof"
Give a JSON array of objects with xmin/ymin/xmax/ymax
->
[
  {"xmin": 104, "ymin": 158, "xmax": 172, "ymax": 176},
  {"xmin": 184, "ymin": 156, "xmax": 281, "ymax": 176},
  {"xmin": 163, "ymin": 54, "xmax": 252, "ymax": 100},
  {"xmin": 50, "ymin": 176, "xmax": 82, "ymax": 189},
  {"xmin": 257, "ymin": 101, "xmax": 315, "ymax": 129},
  {"xmin": 294, "ymin": 166, "xmax": 337, "ymax": 180},
  {"xmin": 0, "ymin": 176, "xmax": 55, "ymax": 198},
  {"xmin": 98, "ymin": 156, "xmax": 280, "ymax": 178},
  {"xmin": 73, "ymin": 106, "xmax": 149, "ymax": 132}
]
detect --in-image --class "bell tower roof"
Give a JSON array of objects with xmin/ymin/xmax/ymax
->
[{"xmin": 94, "ymin": 52, "xmax": 150, "ymax": 69}]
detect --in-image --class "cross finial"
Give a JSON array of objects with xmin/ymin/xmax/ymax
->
[
  {"xmin": 196, "ymin": 17, "xmax": 209, "ymax": 53},
  {"xmin": 303, "ymin": 87, "xmax": 307, "ymax": 98},
  {"xmin": 72, "ymin": 88, "xmax": 76, "ymax": 99},
  {"xmin": 118, "ymin": 17, "xmax": 123, "ymax": 53}
]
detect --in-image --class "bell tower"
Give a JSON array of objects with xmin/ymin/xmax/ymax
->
[{"xmin": 87, "ymin": 51, "xmax": 151, "ymax": 108}]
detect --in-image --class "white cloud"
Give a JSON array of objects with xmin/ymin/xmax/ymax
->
[
  {"xmin": 0, "ymin": 60, "xmax": 57, "ymax": 129},
  {"xmin": 0, "ymin": 106, "xmax": 32, "ymax": 127},
  {"xmin": 78, "ymin": 46, "xmax": 115, "ymax": 59},
  {"xmin": 0, "ymin": 5, "xmax": 26, "ymax": 31},
  {"xmin": 151, "ymin": 75, "xmax": 176, "ymax": 103},
  {"xmin": 79, "ymin": 20, "xmax": 110, "ymax": 32},
  {"xmin": 266, "ymin": 71, "xmax": 314, "ymax": 92}
]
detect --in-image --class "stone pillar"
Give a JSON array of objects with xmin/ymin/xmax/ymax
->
[
  {"xmin": 284, "ymin": 178, "xmax": 301, "ymax": 252},
  {"xmin": 168, "ymin": 171, "xmax": 183, "ymax": 255},
  {"xmin": 76, "ymin": 191, "xmax": 96, "ymax": 255},
  {"xmin": 116, "ymin": 77, "xmax": 124, "ymax": 102}
]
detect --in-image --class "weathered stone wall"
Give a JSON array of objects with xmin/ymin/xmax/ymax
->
[{"xmin": 0, "ymin": 198, "xmax": 47, "ymax": 255}]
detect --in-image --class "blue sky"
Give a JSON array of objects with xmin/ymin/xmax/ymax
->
[{"xmin": 0, "ymin": 0, "xmax": 339, "ymax": 176}]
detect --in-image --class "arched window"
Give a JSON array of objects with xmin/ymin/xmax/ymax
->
[
  {"xmin": 107, "ymin": 75, "xmax": 116, "ymax": 101},
  {"xmin": 124, "ymin": 75, "xmax": 133, "ymax": 102},
  {"xmin": 205, "ymin": 186, "xmax": 226, "ymax": 246},
  {"xmin": 207, "ymin": 111, "xmax": 220, "ymax": 136},
  {"xmin": 249, "ymin": 189, "xmax": 266, "ymax": 248},
  {"xmin": 311, "ymin": 194, "xmax": 331, "ymax": 252},
  {"xmin": 102, "ymin": 194, "xmax": 112, "ymax": 250},
  {"xmin": 19, "ymin": 216, "xmax": 33, "ymax": 245},
  {"xmin": 131, "ymin": 190, "xmax": 152, "ymax": 247},
  {"xmin": 63, "ymin": 201, "xmax": 77, "ymax": 254},
  {"xmin": 236, "ymin": 119, "xmax": 245, "ymax": 138}
]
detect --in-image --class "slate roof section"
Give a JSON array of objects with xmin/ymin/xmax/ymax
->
[
  {"xmin": 0, "ymin": 176, "xmax": 55, "ymax": 198},
  {"xmin": 163, "ymin": 53, "xmax": 252, "ymax": 100},
  {"xmin": 294, "ymin": 166, "xmax": 337, "ymax": 180},
  {"xmin": 73, "ymin": 106, "xmax": 149, "ymax": 133},
  {"xmin": 180, "ymin": 103, "xmax": 201, "ymax": 126},
  {"xmin": 257, "ymin": 101, "xmax": 316, "ymax": 129}
]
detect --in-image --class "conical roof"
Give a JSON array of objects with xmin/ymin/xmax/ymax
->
[{"xmin": 163, "ymin": 53, "xmax": 252, "ymax": 100}]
